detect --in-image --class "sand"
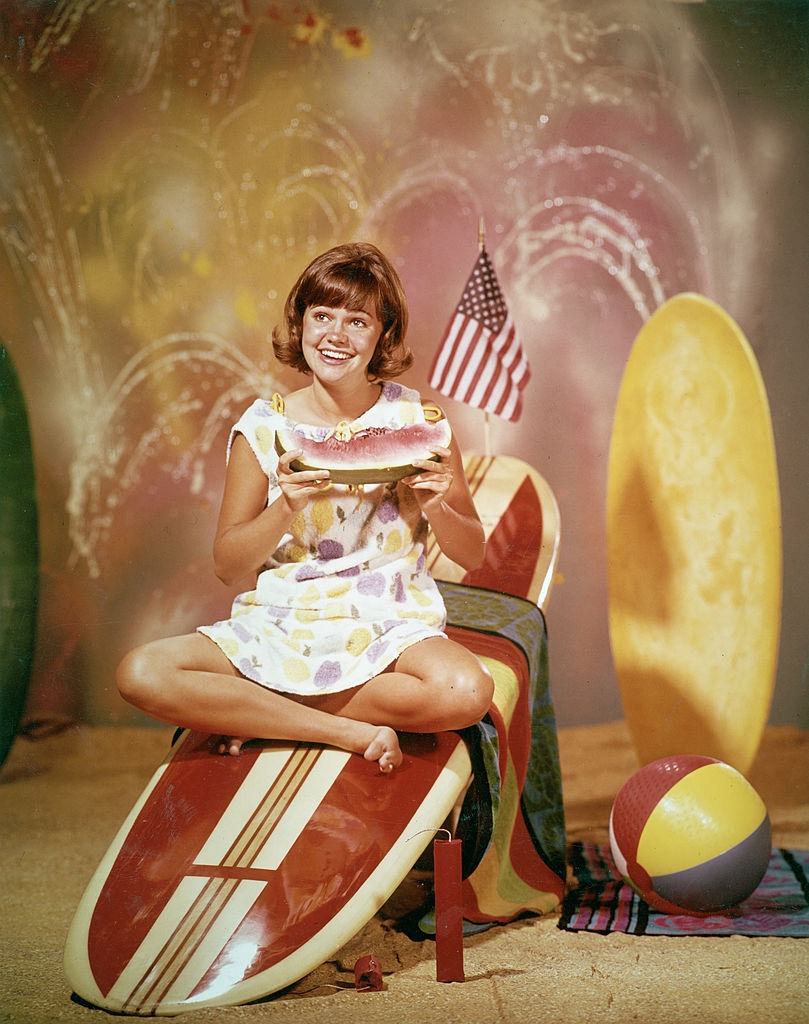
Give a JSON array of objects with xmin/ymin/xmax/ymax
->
[{"xmin": 1, "ymin": 721, "xmax": 807, "ymax": 1024}]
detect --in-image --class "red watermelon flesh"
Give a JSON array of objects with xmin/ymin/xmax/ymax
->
[{"xmin": 275, "ymin": 419, "xmax": 452, "ymax": 484}]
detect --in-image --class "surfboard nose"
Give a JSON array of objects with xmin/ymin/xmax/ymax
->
[{"xmin": 64, "ymin": 731, "xmax": 471, "ymax": 1014}]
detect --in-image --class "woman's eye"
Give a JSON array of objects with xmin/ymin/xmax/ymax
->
[{"xmin": 352, "ymin": 319, "xmax": 368, "ymax": 328}]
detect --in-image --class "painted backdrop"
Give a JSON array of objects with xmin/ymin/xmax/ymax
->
[{"xmin": 1, "ymin": 0, "xmax": 807, "ymax": 728}]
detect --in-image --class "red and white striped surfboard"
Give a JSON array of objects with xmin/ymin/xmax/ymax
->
[
  {"xmin": 429, "ymin": 454, "xmax": 560, "ymax": 609},
  {"xmin": 64, "ymin": 456, "xmax": 559, "ymax": 1014},
  {"xmin": 64, "ymin": 730, "xmax": 470, "ymax": 1015}
]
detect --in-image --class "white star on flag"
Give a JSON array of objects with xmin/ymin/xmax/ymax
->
[{"xmin": 428, "ymin": 248, "xmax": 530, "ymax": 422}]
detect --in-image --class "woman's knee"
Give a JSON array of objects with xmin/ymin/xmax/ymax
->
[
  {"xmin": 116, "ymin": 643, "xmax": 164, "ymax": 711},
  {"xmin": 441, "ymin": 659, "xmax": 494, "ymax": 726}
]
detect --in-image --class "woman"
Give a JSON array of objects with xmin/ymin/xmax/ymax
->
[{"xmin": 117, "ymin": 242, "xmax": 493, "ymax": 772}]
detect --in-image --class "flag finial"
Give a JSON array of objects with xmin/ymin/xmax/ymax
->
[{"xmin": 478, "ymin": 216, "xmax": 486, "ymax": 252}]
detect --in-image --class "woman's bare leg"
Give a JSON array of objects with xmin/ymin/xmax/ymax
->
[
  {"xmin": 116, "ymin": 634, "xmax": 402, "ymax": 771},
  {"xmin": 117, "ymin": 633, "xmax": 493, "ymax": 772},
  {"xmin": 222, "ymin": 636, "xmax": 493, "ymax": 751}
]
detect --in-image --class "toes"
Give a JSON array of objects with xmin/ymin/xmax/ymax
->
[
  {"xmin": 363, "ymin": 737, "xmax": 386, "ymax": 763},
  {"xmin": 363, "ymin": 728, "xmax": 401, "ymax": 772},
  {"xmin": 217, "ymin": 737, "xmax": 245, "ymax": 757}
]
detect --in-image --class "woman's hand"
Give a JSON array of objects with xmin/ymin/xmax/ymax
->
[
  {"xmin": 278, "ymin": 449, "xmax": 331, "ymax": 513},
  {"xmin": 401, "ymin": 435, "xmax": 485, "ymax": 572},
  {"xmin": 401, "ymin": 446, "xmax": 453, "ymax": 515}
]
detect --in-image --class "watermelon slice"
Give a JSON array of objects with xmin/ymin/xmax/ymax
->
[{"xmin": 275, "ymin": 414, "xmax": 452, "ymax": 484}]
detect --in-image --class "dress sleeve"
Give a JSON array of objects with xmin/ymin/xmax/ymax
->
[{"xmin": 227, "ymin": 400, "xmax": 283, "ymax": 503}]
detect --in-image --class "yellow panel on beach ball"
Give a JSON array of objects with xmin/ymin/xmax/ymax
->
[{"xmin": 637, "ymin": 762, "xmax": 768, "ymax": 875}]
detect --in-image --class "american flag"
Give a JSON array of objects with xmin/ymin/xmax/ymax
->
[{"xmin": 428, "ymin": 248, "xmax": 530, "ymax": 422}]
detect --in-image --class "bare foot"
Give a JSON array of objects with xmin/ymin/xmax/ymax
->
[
  {"xmin": 217, "ymin": 736, "xmax": 248, "ymax": 756},
  {"xmin": 363, "ymin": 726, "xmax": 402, "ymax": 773}
]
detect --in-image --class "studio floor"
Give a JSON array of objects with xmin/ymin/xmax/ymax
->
[{"xmin": 2, "ymin": 721, "xmax": 807, "ymax": 1024}]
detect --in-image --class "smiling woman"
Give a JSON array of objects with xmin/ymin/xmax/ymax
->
[
  {"xmin": 272, "ymin": 242, "xmax": 412, "ymax": 384},
  {"xmin": 116, "ymin": 242, "xmax": 489, "ymax": 773}
]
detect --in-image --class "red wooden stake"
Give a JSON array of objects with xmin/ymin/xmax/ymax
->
[{"xmin": 434, "ymin": 837, "xmax": 464, "ymax": 982}]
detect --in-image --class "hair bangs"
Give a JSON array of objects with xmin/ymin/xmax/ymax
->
[{"xmin": 301, "ymin": 265, "xmax": 383, "ymax": 322}]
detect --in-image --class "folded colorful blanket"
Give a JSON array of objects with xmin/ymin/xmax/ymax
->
[{"xmin": 418, "ymin": 583, "xmax": 566, "ymax": 932}]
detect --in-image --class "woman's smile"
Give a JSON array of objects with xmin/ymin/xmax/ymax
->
[{"xmin": 318, "ymin": 347, "xmax": 353, "ymax": 363}]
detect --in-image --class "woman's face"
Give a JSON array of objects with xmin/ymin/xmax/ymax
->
[{"xmin": 300, "ymin": 302, "xmax": 383, "ymax": 383}]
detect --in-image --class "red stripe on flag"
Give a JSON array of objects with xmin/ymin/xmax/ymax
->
[
  {"xmin": 483, "ymin": 365, "xmax": 508, "ymax": 415},
  {"xmin": 471, "ymin": 327, "xmax": 516, "ymax": 407},
  {"xmin": 443, "ymin": 319, "xmax": 483, "ymax": 396}
]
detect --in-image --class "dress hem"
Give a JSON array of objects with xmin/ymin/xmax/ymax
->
[{"xmin": 196, "ymin": 624, "xmax": 448, "ymax": 697}]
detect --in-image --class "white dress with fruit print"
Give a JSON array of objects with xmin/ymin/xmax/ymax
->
[{"xmin": 198, "ymin": 381, "xmax": 448, "ymax": 695}]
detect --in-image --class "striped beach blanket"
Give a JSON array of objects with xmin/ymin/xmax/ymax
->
[
  {"xmin": 420, "ymin": 582, "xmax": 567, "ymax": 932},
  {"xmin": 559, "ymin": 841, "xmax": 809, "ymax": 937}
]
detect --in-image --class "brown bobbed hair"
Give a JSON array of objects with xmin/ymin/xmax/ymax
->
[{"xmin": 272, "ymin": 242, "xmax": 413, "ymax": 379}]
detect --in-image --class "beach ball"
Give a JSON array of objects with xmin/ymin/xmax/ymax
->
[{"xmin": 608, "ymin": 754, "xmax": 771, "ymax": 914}]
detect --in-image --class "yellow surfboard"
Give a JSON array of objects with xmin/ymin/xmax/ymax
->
[{"xmin": 607, "ymin": 294, "xmax": 781, "ymax": 774}]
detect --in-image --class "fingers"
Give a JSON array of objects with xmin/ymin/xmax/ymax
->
[
  {"xmin": 403, "ymin": 448, "xmax": 453, "ymax": 488},
  {"xmin": 278, "ymin": 449, "xmax": 330, "ymax": 509},
  {"xmin": 278, "ymin": 449, "xmax": 330, "ymax": 483},
  {"xmin": 402, "ymin": 456, "xmax": 453, "ymax": 498},
  {"xmin": 408, "ymin": 447, "xmax": 451, "ymax": 471}
]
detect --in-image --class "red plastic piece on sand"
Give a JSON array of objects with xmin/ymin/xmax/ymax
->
[{"xmin": 354, "ymin": 954, "xmax": 383, "ymax": 991}]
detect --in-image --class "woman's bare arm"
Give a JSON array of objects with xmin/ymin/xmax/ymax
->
[
  {"xmin": 404, "ymin": 433, "xmax": 485, "ymax": 571},
  {"xmin": 213, "ymin": 436, "xmax": 332, "ymax": 585}
]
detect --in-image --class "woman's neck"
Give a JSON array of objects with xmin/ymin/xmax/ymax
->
[{"xmin": 293, "ymin": 378, "xmax": 382, "ymax": 426}]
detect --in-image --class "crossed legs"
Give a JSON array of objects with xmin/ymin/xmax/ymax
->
[{"xmin": 116, "ymin": 633, "xmax": 493, "ymax": 772}]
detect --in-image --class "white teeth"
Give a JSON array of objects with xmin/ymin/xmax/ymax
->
[{"xmin": 321, "ymin": 350, "xmax": 351, "ymax": 360}]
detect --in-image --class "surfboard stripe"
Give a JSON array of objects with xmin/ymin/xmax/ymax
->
[
  {"xmin": 187, "ymin": 865, "xmax": 278, "ymax": 882},
  {"xmin": 462, "ymin": 474, "xmax": 541, "ymax": 599},
  {"xmin": 149, "ymin": 881, "xmax": 266, "ymax": 1012},
  {"xmin": 427, "ymin": 456, "xmax": 555, "ymax": 605},
  {"xmin": 466, "ymin": 455, "xmax": 492, "ymax": 495},
  {"xmin": 113, "ymin": 872, "xmax": 268, "ymax": 1013},
  {"xmin": 131, "ymin": 877, "xmax": 239, "ymax": 1010},
  {"xmin": 221, "ymin": 747, "xmax": 320, "ymax": 868},
  {"xmin": 251, "ymin": 748, "xmax": 349, "ymax": 870},
  {"xmin": 105, "ymin": 875, "xmax": 210, "ymax": 1007},
  {"xmin": 195, "ymin": 747, "xmax": 297, "ymax": 866}
]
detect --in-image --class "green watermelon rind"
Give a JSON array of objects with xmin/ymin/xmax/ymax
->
[
  {"xmin": 286, "ymin": 458, "xmax": 439, "ymax": 485},
  {"xmin": 0, "ymin": 345, "xmax": 39, "ymax": 767}
]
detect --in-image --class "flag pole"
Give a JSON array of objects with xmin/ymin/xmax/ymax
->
[{"xmin": 478, "ymin": 216, "xmax": 492, "ymax": 458}]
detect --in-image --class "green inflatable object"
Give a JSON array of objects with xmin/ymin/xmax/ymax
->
[{"xmin": 0, "ymin": 345, "xmax": 39, "ymax": 767}]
